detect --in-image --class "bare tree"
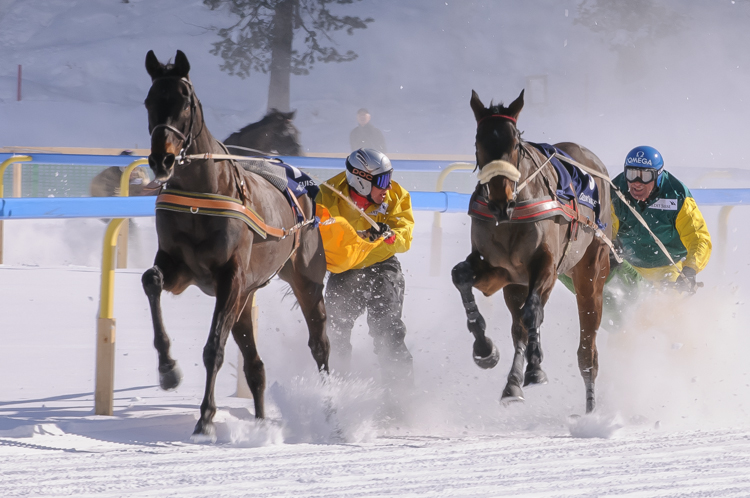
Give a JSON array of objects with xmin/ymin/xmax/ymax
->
[{"xmin": 205, "ymin": 0, "xmax": 373, "ymax": 111}]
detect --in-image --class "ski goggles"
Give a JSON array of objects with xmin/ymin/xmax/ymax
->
[
  {"xmin": 347, "ymin": 162, "xmax": 393, "ymax": 190},
  {"xmin": 624, "ymin": 166, "xmax": 660, "ymax": 184},
  {"xmin": 372, "ymin": 170, "xmax": 392, "ymax": 189}
]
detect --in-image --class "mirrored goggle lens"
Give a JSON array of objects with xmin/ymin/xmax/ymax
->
[
  {"xmin": 373, "ymin": 171, "xmax": 392, "ymax": 189},
  {"xmin": 625, "ymin": 167, "xmax": 657, "ymax": 183}
]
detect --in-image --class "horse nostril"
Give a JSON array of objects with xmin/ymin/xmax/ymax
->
[
  {"xmin": 163, "ymin": 154, "xmax": 175, "ymax": 169},
  {"xmin": 148, "ymin": 155, "xmax": 158, "ymax": 169}
]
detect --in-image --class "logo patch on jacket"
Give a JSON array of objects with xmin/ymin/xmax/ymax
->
[
  {"xmin": 649, "ymin": 198, "xmax": 678, "ymax": 211},
  {"xmin": 372, "ymin": 202, "xmax": 388, "ymax": 216}
]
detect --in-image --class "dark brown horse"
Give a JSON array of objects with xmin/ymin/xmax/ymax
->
[
  {"xmin": 452, "ymin": 90, "xmax": 612, "ymax": 413},
  {"xmin": 142, "ymin": 50, "xmax": 329, "ymax": 440},
  {"xmin": 224, "ymin": 109, "xmax": 303, "ymax": 157}
]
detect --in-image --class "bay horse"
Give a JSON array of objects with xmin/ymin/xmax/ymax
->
[
  {"xmin": 224, "ymin": 109, "xmax": 303, "ymax": 157},
  {"xmin": 452, "ymin": 90, "xmax": 612, "ymax": 413},
  {"xmin": 142, "ymin": 50, "xmax": 329, "ymax": 439}
]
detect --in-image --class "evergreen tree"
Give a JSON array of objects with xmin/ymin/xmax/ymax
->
[
  {"xmin": 575, "ymin": 0, "xmax": 686, "ymax": 78},
  {"xmin": 205, "ymin": 0, "xmax": 373, "ymax": 111}
]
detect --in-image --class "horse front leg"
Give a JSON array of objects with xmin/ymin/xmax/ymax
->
[
  {"xmin": 571, "ymin": 241, "xmax": 609, "ymax": 413},
  {"xmin": 194, "ymin": 258, "xmax": 245, "ymax": 440},
  {"xmin": 451, "ymin": 251, "xmax": 510, "ymax": 369},
  {"xmin": 142, "ymin": 250, "xmax": 189, "ymax": 390},
  {"xmin": 500, "ymin": 248, "xmax": 556, "ymax": 404}
]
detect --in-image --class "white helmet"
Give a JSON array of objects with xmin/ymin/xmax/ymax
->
[{"xmin": 345, "ymin": 148, "xmax": 393, "ymax": 198}]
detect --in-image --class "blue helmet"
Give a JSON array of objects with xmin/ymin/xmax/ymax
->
[{"xmin": 624, "ymin": 146, "xmax": 664, "ymax": 185}]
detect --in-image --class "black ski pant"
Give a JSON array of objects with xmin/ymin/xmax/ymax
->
[{"xmin": 325, "ymin": 256, "xmax": 413, "ymax": 382}]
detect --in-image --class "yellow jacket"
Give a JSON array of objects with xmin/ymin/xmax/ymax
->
[{"xmin": 316, "ymin": 171, "xmax": 414, "ymax": 271}]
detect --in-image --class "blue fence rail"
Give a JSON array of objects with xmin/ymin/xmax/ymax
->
[{"xmin": 1, "ymin": 188, "xmax": 748, "ymax": 220}]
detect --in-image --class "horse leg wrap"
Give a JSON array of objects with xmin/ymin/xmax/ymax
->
[{"xmin": 523, "ymin": 328, "xmax": 548, "ymax": 387}]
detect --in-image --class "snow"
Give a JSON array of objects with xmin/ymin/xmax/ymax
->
[
  {"xmin": 3, "ymin": 0, "xmax": 750, "ymax": 495},
  {"xmin": 3, "ymin": 210, "xmax": 750, "ymax": 496}
]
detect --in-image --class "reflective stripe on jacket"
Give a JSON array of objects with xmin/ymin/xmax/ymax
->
[
  {"xmin": 611, "ymin": 171, "xmax": 711, "ymax": 272},
  {"xmin": 316, "ymin": 171, "xmax": 414, "ymax": 271}
]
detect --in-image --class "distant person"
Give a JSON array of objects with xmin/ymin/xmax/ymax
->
[{"xmin": 349, "ymin": 108, "xmax": 387, "ymax": 153}]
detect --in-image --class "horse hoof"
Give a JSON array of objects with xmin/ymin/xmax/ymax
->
[
  {"xmin": 190, "ymin": 422, "xmax": 217, "ymax": 444},
  {"xmin": 472, "ymin": 340, "xmax": 499, "ymax": 370},
  {"xmin": 523, "ymin": 368, "xmax": 549, "ymax": 387},
  {"xmin": 500, "ymin": 395, "xmax": 524, "ymax": 407},
  {"xmin": 501, "ymin": 384, "xmax": 524, "ymax": 405},
  {"xmin": 159, "ymin": 364, "xmax": 183, "ymax": 390}
]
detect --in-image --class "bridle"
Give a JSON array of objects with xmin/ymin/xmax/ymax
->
[
  {"xmin": 148, "ymin": 76, "xmax": 204, "ymax": 166},
  {"xmin": 475, "ymin": 113, "xmax": 528, "ymax": 204}
]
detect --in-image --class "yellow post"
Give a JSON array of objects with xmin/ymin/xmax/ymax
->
[
  {"xmin": 95, "ymin": 218, "xmax": 126, "ymax": 416},
  {"xmin": 0, "ymin": 155, "xmax": 32, "ymax": 265},
  {"xmin": 116, "ymin": 159, "xmax": 149, "ymax": 269},
  {"xmin": 236, "ymin": 295, "xmax": 259, "ymax": 399},
  {"xmin": 430, "ymin": 162, "xmax": 475, "ymax": 276},
  {"xmin": 12, "ymin": 163, "xmax": 22, "ymax": 197}
]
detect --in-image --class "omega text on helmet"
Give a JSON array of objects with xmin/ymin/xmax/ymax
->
[{"xmin": 626, "ymin": 157, "xmax": 653, "ymax": 166}]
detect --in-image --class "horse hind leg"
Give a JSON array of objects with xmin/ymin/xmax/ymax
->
[
  {"xmin": 142, "ymin": 251, "xmax": 186, "ymax": 390},
  {"xmin": 283, "ymin": 261, "xmax": 330, "ymax": 374},
  {"xmin": 451, "ymin": 252, "xmax": 507, "ymax": 369},
  {"xmin": 572, "ymin": 242, "xmax": 609, "ymax": 413},
  {"xmin": 231, "ymin": 294, "xmax": 265, "ymax": 419}
]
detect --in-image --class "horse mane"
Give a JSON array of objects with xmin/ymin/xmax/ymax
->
[
  {"xmin": 487, "ymin": 100, "xmax": 511, "ymax": 116},
  {"xmin": 159, "ymin": 60, "xmax": 190, "ymax": 79},
  {"xmin": 234, "ymin": 109, "xmax": 295, "ymax": 135}
]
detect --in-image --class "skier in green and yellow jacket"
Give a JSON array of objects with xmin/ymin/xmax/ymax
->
[{"xmin": 611, "ymin": 145, "xmax": 712, "ymax": 292}]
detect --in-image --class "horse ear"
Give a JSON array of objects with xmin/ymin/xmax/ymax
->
[
  {"xmin": 507, "ymin": 89, "xmax": 525, "ymax": 120},
  {"xmin": 470, "ymin": 90, "xmax": 486, "ymax": 121},
  {"xmin": 286, "ymin": 110, "xmax": 296, "ymax": 120},
  {"xmin": 145, "ymin": 50, "xmax": 163, "ymax": 80},
  {"xmin": 174, "ymin": 50, "xmax": 191, "ymax": 77}
]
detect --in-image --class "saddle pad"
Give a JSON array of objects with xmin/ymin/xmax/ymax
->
[
  {"xmin": 238, "ymin": 158, "xmax": 288, "ymax": 192},
  {"xmin": 239, "ymin": 158, "xmax": 319, "ymax": 225},
  {"xmin": 528, "ymin": 142, "xmax": 603, "ymax": 229}
]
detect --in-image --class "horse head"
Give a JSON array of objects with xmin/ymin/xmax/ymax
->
[
  {"xmin": 266, "ymin": 109, "xmax": 302, "ymax": 155},
  {"xmin": 470, "ymin": 89, "xmax": 525, "ymax": 222},
  {"xmin": 145, "ymin": 50, "xmax": 203, "ymax": 182}
]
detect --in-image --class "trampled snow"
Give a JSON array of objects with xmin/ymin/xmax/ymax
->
[
  {"xmin": 3, "ymin": 210, "xmax": 750, "ymax": 496},
  {"xmin": 4, "ymin": 0, "xmax": 750, "ymax": 495}
]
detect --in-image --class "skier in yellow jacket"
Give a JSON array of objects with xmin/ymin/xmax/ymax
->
[{"xmin": 316, "ymin": 148, "xmax": 414, "ymax": 383}]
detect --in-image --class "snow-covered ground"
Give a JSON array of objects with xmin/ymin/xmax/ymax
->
[
  {"xmin": 3, "ymin": 0, "xmax": 750, "ymax": 495},
  {"xmin": 3, "ymin": 209, "xmax": 750, "ymax": 496}
]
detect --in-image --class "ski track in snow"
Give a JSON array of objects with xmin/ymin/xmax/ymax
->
[{"xmin": 3, "ymin": 429, "xmax": 750, "ymax": 497}]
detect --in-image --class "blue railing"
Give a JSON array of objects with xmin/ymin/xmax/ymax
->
[
  {"xmin": 1, "ymin": 188, "xmax": 747, "ymax": 220},
  {"xmin": 1, "ymin": 152, "xmax": 749, "ymax": 220}
]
